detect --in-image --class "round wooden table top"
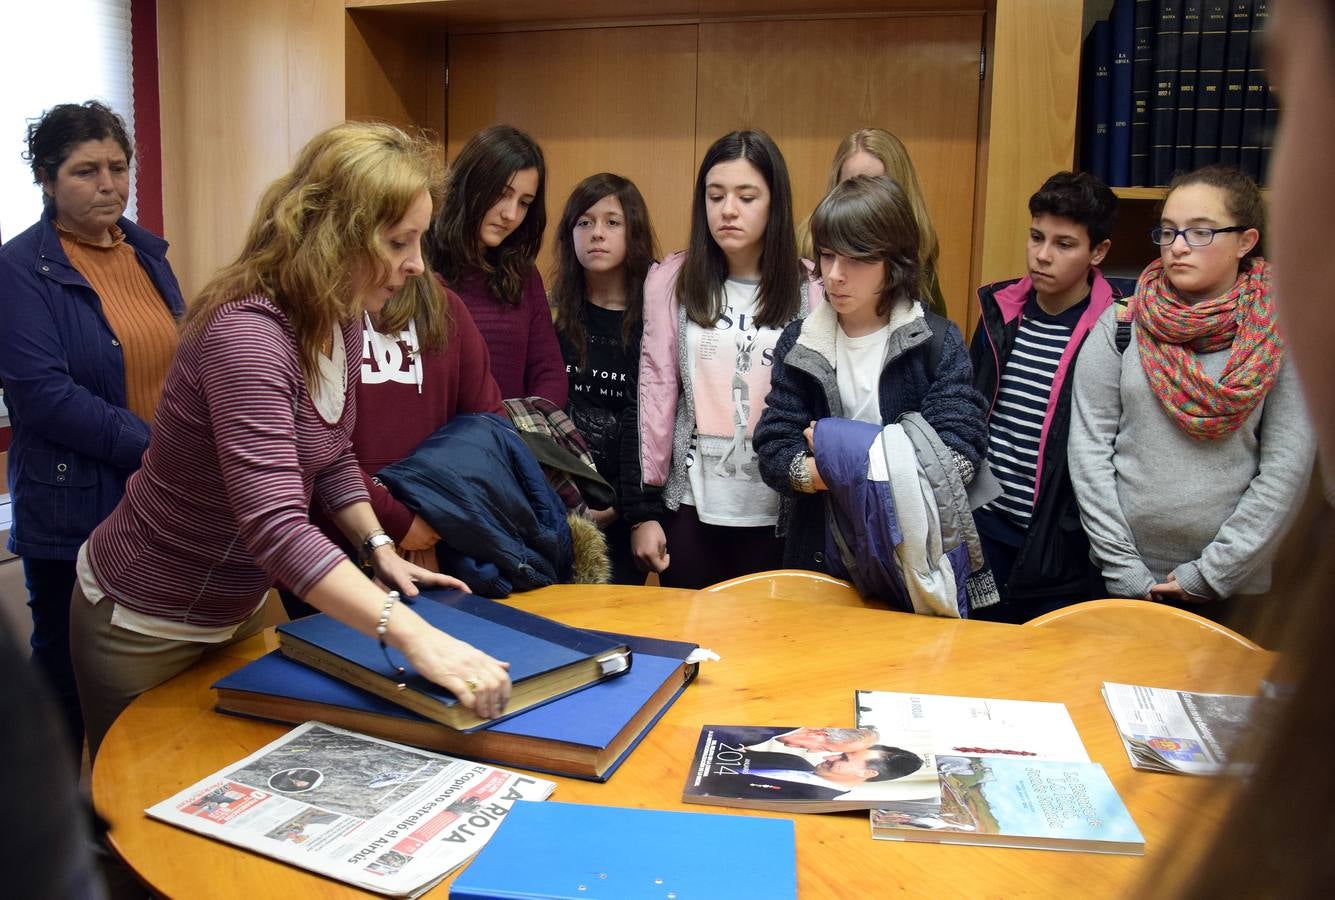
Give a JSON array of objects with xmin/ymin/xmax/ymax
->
[{"xmin": 93, "ymin": 583, "xmax": 1272, "ymax": 898}]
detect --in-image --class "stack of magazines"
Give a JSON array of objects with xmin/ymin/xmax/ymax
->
[
  {"xmin": 855, "ymin": 691, "xmax": 1145, "ymax": 855},
  {"xmin": 678, "ymin": 690, "xmax": 1147, "ymax": 855}
]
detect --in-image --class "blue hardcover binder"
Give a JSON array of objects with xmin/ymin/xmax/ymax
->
[
  {"xmin": 1110, "ymin": 0, "xmax": 1136, "ymax": 185},
  {"xmin": 1130, "ymin": 0, "xmax": 1156, "ymax": 184},
  {"xmin": 449, "ymin": 801, "xmax": 798, "ymax": 900},
  {"xmin": 276, "ymin": 588, "xmax": 630, "ymax": 731},
  {"xmin": 213, "ymin": 638, "xmax": 695, "ymax": 781},
  {"xmin": 1082, "ymin": 20, "xmax": 1113, "ymax": 181}
]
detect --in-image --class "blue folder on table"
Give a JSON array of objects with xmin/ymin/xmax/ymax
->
[{"xmin": 449, "ymin": 801, "xmax": 798, "ymax": 899}]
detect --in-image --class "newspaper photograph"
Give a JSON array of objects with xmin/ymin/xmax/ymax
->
[
  {"xmin": 145, "ymin": 721, "xmax": 555, "ymax": 897},
  {"xmin": 1101, "ymin": 682, "xmax": 1256, "ymax": 776}
]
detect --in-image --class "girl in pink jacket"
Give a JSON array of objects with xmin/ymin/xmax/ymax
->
[{"xmin": 632, "ymin": 130, "xmax": 821, "ymax": 589}]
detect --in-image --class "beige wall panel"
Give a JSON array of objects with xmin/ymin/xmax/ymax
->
[
  {"xmin": 974, "ymin": 0, "xmax": 1083, "ymax": 291},
  {"xmin": 158, "ymin": 0, "xmax": 344, "ymax": 298},
  {"xmin": 446, "ymin": 25, "xmax": 699, "ymax": 279},
  {"xmin": 346, "ymin": 9, "xmax": 445, "ymax": 137},
  {"xmin": 696, "ymin": 16, "xmax": 984, "ymax": 326}
]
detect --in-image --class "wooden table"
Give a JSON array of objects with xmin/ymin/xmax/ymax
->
[{"xmin": 93, "ymin": 584, "xmax": 1272, "ymax": 898}]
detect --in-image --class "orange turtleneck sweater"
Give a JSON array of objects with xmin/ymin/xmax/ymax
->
[{"xmin": 58, "ymin": 223, "xmax": 179, "ymax": 422}]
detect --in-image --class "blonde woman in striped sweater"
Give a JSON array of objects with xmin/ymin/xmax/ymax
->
[{"xmin": 68, "ymin": 122, "xmax": 510, "ymax": 760}]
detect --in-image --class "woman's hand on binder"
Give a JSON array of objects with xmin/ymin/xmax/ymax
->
[{"xmin": 399, "ymin": 620, "xmax": 513, "ymax": 718}]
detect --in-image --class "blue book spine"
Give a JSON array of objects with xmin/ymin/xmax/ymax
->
[
  {"xmin": 1174, "ymin": 0, "xmax": 1204, "ymax": 174},
  {"xmin": 1151, "ymin": 0, "xmax": 1184, "ymax": 185},
  {"xmin": 1218, "ymin": 0, "xmax": 1252, "ymax": 166},
  {"xmin": 1260, "ymin": 76, "xmax": 1276, "ymax": 186},
  {"xmin": 1110, "ymin": 0, "xmax": 1136, "ymax": 185},
  {"xmin": 1082, "ymin": 20, "xmax": 1113, "ymax": 182},
  {"xmin": 1192, "ymin": 0, "xmax": 1230, "ymax": 169},
  {"xmin": 1131, "ymin": 0, "xmax": 1156, "ymax": 184},
  {"xmin": 1240, "ymin": 0, "xmax": 1269, "ymax": 181}
]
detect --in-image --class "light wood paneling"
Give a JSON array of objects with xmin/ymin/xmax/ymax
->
[
  {"xmin": 696, "ymin": 15, "xmax": 984, "ymax": 325},
  {"xmin": 447, "ymin": 25, "xmax": 700, "ymax": 280},
  {"xmin": 347, "ymin": 0, "xmax": 988, "ymax": 30},
  {"xmin": 346, "ymin": 9, "xmax": 446, "ymax": 137},
  {"xmin": 973, "ymin": 0, "xmax": 1084, "ymax": 294},
  {"xmin": 158, "ymin": 0, "xmax": 345, "ymax": 298}
]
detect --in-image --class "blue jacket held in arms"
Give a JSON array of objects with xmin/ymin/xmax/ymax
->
[
  {"xmin": 814, "ymin": 414, "xmax": 993, "ymax": 617},
  {"xmin": 753, "ymin": 300, "xmax": 988, "ymax": 573},
  {"xmin": 0, "ymin": 211, "xmax": 185, "ymax": 560},
  {"xmin": 376, "ymin": 414, "xmax": 573, "ymax": 598}
]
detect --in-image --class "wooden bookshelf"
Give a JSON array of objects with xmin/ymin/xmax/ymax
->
[
  {"xmin": 156, "ymin": 0, "xmax": 1088, "ymax": 329},
  {"xmin": 1113, "ymin": 186, "xmax": 1171, "ymax": 200}
]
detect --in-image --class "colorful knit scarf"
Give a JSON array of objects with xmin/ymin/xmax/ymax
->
[{"xmin": 1127, "ymin": 257, "xmax": 1282, "ymax": 440}]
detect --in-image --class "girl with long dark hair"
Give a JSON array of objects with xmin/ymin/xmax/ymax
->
[
  {"xmin": 633, "ymin": 130, "xmax": 821, "ymax": 589},
  {"xmin": 551, "ymin": 173, "xmax": 659, "ymax": 584},
  {"xmin": 428, "ymin": 124, "xmax": 566, "ymax": 406}
]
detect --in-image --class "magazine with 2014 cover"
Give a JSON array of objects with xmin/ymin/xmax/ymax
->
[
  {"xmin": 681, "ymin": 724, "xmax": 941, "ymax": 814},
  {"xmin": 277, "ymin": 589, "xmax": 630, "ymax": 731}
]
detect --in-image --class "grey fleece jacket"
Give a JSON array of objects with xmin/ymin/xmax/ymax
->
[{"xmin": 1068, "ymin": 305, "xmax": 1314, "ymax": 600}]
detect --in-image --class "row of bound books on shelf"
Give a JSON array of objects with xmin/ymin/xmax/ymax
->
[{"xmin": 1083, "ymin": 0, "xmax": 1274, "ymax": 188}]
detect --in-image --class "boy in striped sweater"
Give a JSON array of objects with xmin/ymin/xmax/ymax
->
[{"xmin": 969, "ymin": 172, "xmax": 1124, "ymax": 622}]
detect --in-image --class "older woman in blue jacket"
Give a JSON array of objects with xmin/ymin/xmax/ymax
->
[{"xmin": 0, "ymin": 101, "xmax": 184, "ymax": 761}]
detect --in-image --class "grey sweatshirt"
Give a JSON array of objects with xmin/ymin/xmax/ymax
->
[{"xmin": 1068, "ymin": 305, "xmax": 1314, "ymax": 600}]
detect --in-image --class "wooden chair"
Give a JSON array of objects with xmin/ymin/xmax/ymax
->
[
  {"xmin": 1025, "ymin": 599, "xmax": 1263, "ymax": 652},
  {"xmin": 702, "ymin": 569, "xmax": 870, "ymax": 607}
]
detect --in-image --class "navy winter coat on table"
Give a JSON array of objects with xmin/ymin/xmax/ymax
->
[{"xmin": 377, "ymin": 414, "xmax": 573, "ymax": 597}]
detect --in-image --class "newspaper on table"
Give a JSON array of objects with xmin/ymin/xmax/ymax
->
[
  {"xmin": 145, "ymin": 721, "xmax": 555, "ymax": 897},
  {"xmin": 1101, "ymin": 682, "xmax": 1256, "ymax": 776}
]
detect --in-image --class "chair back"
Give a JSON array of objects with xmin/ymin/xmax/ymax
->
[
  {"xmin": 703, "ymin": 569, "xmax": 870, "ymax": 607},
  {"xmin": 1025, "ymin": 599, "xmax": 1263, "ymax": 652}
]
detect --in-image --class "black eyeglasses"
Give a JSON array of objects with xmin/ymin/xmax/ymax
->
[{"xmin": 1149, "ymin": 225, "xmax": 1250, "ymax": 247}]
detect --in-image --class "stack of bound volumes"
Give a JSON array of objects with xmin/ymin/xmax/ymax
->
[
  {"xmin": 213, "ymin": 589, "xmax": 701, "ymax": 781},
  {"xmin": 1082, "ymin": 0, "xmax": 1273, "ymax": 187}
]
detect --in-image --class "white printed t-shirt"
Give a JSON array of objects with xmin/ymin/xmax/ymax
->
[
  {"xmin": 835, "ymin": 324, "xmax": 891, "ymax": 425},
  {"xmin": 681, "ymin": 278, "xmax": 783, "ymax": 526}
]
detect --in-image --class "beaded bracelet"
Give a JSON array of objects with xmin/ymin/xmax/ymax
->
[{"xmin": 377, "ymin": 591, "xmax": 408, "ymax": 689}]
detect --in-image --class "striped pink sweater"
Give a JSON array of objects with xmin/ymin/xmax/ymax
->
[{"xmin": 86, "ymin": 296, "xmax": 368, "ymax": 626}]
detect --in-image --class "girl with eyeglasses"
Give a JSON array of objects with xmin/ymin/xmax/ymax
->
[{"xmin": 1067, "ymin": 164, "xmax": 1314, "ymax": 616}]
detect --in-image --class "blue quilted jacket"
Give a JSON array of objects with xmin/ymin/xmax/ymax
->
[{"xmin": 377, "ymin": 414, "xmax": 573, "ymax": 597}]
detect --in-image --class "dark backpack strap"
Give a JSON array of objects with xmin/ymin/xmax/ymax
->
[
  {"xmin": 922, "ymin": 310, "xmax": 948, "ymax": 375},
  {"xmin": 1113, "ymin": 298, "xmax": 1132, "ymax": 354}
]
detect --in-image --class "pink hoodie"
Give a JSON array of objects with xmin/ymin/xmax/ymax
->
[{"xmin": 637, "ymin": 252, "xmax": 824, "ymax": 486}]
